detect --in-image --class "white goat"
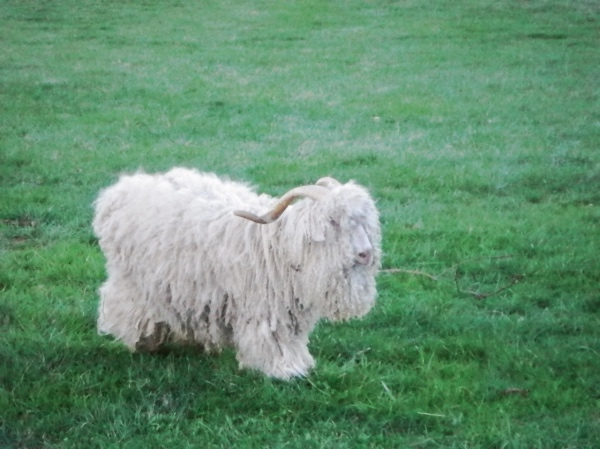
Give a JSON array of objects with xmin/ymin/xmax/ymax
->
[{"xmin": 93, "ymin": 168, "xmax": 381, "ymax": 379}]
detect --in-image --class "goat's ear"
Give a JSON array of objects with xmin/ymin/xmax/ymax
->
[
  {"xmin": 309, "ymin": 223, "xmax": 326, "ymax": 242},
  {"xmin": 291, "ymin": 210, "xmax": 326, "ymax": 242},
  {"xmin": 307, "ymin": 217, "xmax": 326, "ymax": 242}
]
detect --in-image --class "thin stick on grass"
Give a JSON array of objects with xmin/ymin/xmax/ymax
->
[
  {"xmin": 382, "ymin": 254, "xmax": 514, "ymax": 280},
  {"xmin": 417, "ymin": 412, "xmax": 446, "ymax": 418},
  {"xmin": 380, "ymin": 268, "xmax": 439, "ymax": 281},
  {"xmin": 500, "ymin": 388, "xmax": 529, "ymax": 398},
  {"xmin": 382, "ymin": 254, "xmax": 521, "ymax": 300}
]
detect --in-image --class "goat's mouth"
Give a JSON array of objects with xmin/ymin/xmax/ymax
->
[{"xmin": 350, "ymin": 260, "xmax": 372, "ymax": 270}]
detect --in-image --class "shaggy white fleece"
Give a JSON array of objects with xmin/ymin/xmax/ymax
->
[{"xmin": 93, "ymin": 168, "xmax": 381, "ymax": 379}]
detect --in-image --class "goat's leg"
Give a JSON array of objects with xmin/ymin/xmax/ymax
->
[{"xmin": 233, "ymin": 320, "xmax": 315, "ymax": 379}]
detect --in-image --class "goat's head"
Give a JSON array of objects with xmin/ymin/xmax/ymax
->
[
  {"xmin": 234, "ymin": 177, "xmax": 381, "ymax": 320},
  {"xmin": 234, "ymin": 177, "xmax": 380, "ymax": 270}
]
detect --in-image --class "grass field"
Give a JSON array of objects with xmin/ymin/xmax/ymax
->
[{"xmin": 1, "ymin": 0, "xmax": 599, "ymax": 447}]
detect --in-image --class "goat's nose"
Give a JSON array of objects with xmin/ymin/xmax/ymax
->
[{"xmin": 356, "ymin": 249, "xmax": 372, "ymax": 265}]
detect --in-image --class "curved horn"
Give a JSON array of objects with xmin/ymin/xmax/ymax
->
[
  {"xmin": 234, "ymin": 185, "xmax": 329, "ymax": 224},
  {"xmin": 316, "ymin": 177, "xmax": 342, "ymax": 189}
]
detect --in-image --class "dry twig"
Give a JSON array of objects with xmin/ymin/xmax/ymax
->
[
  {"xmin": 500, "ymin": 388, "xmax": 529, "ymax": 398},
  {"xmin": 380, "ymin": 268, "xmax": 438, "ymax": 281},
  {"xmin": 382, "ymin": 255, "xmax": 522, "ymax": 300}
]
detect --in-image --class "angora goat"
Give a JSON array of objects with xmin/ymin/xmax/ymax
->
[{"xmin": 93, "ymin": 167, "xmax": 381, "ymax": 379}]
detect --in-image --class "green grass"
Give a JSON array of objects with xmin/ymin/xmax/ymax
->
[{"xmin": 1, "ymin": 0, "xmax": 599, "ymax": 447}]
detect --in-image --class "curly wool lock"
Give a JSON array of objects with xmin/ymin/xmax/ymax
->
[{"xmin": 93, "ymin": 168, "xmax": 381, "ymax": 379}]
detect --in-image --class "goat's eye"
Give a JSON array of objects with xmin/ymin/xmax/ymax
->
[{"xmin": 330, "ymin": 218, "xmax": 340, "ymax": 228}]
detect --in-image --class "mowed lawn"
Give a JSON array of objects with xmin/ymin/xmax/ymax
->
[{"xmin": 1, "ymin": 0, "xmax": 599, "ymax": 447}]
